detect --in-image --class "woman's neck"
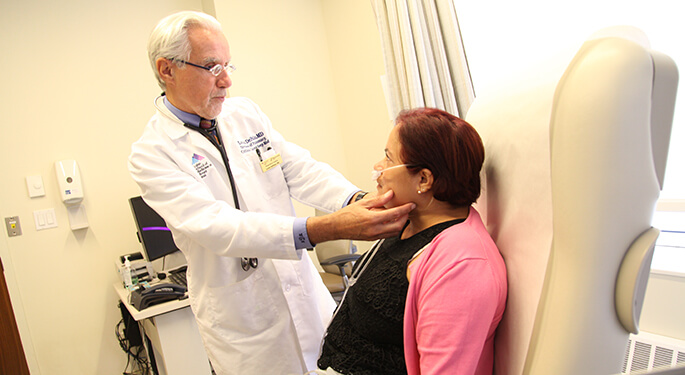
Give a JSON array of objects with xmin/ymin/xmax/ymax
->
[{"xmin": 401, "ymin": 203, "xmax": 470, "ymax": 239}]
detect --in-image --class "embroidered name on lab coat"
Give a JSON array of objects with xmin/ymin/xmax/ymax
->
[
  {"xmin": 237, "ymin": 131, "xmax": 270, "ymax": 154},
  {"xmin": 192, "ymin": 153, "xmax": 213, "ymax": 179}
]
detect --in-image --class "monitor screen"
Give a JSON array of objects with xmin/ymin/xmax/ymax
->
[{"xmin": 128, "ymin": 196, "xmax": 180, "ymax": 261}]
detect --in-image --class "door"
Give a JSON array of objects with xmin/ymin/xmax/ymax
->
[{"xmin": 0, "ymin": 257, "xmax": 30, "ymax": 374}]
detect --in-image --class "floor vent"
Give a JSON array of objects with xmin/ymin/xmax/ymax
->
[{"xmin": 623, "ymin": 332, "xmax": 685, "ymax": 374}]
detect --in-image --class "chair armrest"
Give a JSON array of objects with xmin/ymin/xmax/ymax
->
[{"xmin": 319, "ymin": 253, "xmax": 361, "ymax": 266}]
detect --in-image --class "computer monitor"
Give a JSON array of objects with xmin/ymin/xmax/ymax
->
[{"xmin": 128, "ymin": 196, "xmax": 180, "ymax": 261}]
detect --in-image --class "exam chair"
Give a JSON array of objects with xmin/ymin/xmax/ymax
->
[
  {"xmin": 314, "ymin": 210, "xmax": 360, "ymax": 303},
  {"xmin": 466, "ymin": 26, "xmax": 678, "ymax": 375},
  {"xmin": 315, "ymin": 240, "xmax": 359, "ymax": 303}
]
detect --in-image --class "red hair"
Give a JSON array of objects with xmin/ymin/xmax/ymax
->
[{"xmin": 396, "ymin": 107, "xmax": 484, "ymax": 206}]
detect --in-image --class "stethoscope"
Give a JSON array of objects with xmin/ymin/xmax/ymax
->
[{"xmin": 154, "ymin": 95, "xmax": 258, "ymax": 271}]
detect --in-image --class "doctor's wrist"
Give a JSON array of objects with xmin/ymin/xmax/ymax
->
[{"xmin": 351, "ymin": 191, "xmax": 368, "ymax": 204}]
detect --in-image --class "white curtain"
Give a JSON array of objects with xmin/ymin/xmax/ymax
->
[{"xmin": 371, "ymin": 0, "xmax": 474, "ymax": 119}]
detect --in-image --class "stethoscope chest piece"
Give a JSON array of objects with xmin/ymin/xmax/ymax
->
[{"xmin": 241, "ymin": 257, "xmax": 259, "ymax": 271}]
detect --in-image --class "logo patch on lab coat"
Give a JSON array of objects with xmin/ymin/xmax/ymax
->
[{"xmin": 192, "ymin": 153, "xmax": 212, "ymax": 179}]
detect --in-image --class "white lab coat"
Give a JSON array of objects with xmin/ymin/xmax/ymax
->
[{"xmin": 128, "ymin": 96, "xmax": 355, "ymax": 374}]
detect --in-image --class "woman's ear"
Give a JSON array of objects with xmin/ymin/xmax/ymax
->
[{"xmin": 418, "ymin": 168, "xmax": 434, "ymax": 193}]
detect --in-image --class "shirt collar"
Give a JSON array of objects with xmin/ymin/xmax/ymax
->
[{"xmin": 163, "ymin": 96, "xmax": 202, "ymax": 127}]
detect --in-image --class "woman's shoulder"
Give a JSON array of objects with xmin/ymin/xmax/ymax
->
[
  {"xmin": 433, "ymin": 208, "xmax": 491, "ymax": 244},
  {"xmin": 418, "ymin": 209, "xmax": 500, "ymax": 268}
]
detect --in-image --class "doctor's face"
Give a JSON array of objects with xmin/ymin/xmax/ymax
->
[{"xmin": 165, "ymin": 27, "xmax": 232, "ymax": 120}]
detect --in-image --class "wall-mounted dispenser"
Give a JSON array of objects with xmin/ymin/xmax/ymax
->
[{"xmin": 55, "ymin": 160, "xmax": 89, "ymax": 230}]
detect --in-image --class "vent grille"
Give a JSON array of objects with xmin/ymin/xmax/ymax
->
[
  {"xmin": 623, "ymin": 333, "xmax": 685, "ymax": 374},
  {"xmin": 655, "ymin": 347, "xmax": 675, "ymax": 368}
]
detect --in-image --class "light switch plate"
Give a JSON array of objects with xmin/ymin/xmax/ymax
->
[
  {"xmin": 5, "ymin": 216, "xmax": 22, "ymax": 237},
  {"xmin": 34, "ymin": 209, "xmax": 58, "ymax": 231},
  {"xmin": 26, "ymin": 175, "xmax": 46, "ymax": 198}
]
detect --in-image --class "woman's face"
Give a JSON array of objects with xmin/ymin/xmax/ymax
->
[{"xmin": 373, "ymin": 126, "xmax": 419, "ymax": 208}]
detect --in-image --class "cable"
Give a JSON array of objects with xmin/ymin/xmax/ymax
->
[
  {"xmin": 116, "ymin": 319, "xmax": 150, "ymax": 374},
  {"xmin": 116, "ymin": 302, "xmax": 151, "ymax": 374}
]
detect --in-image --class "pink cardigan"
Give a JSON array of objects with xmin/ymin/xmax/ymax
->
[{"xmin": 404, "ymin": 207, "xmax": 507, "ymax": 375}]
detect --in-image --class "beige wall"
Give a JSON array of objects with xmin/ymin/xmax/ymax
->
[
  {"xmin": 0, "ymin": 0, "xmax": 387, "ymax": 373},
  {"xmin": 215, "ymin": 0, "xmax": 391, "ymax": 197},
  {"xmin": 320, "ymin": 0, "xmax": 395, "ymax": 193},
  {"xmin": 0, "ymin": 0, "xmax": 204, "ymax": 373},
  {"xmin": 640, "ymin": 273, "xmax": 685, "ymax": 339}
]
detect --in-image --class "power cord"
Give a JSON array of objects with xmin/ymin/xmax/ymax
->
[{"xmin": 116, "ymin": 302, "xmax": 151, "ymax": 375}]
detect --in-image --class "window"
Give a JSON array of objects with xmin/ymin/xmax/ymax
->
[{"xmin": 652, "ymin": 205, "xmax": 685, "ymax": 275}]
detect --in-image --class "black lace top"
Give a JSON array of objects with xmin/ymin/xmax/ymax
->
[{"xmin": 317, "ymin": 219, "xmax": 464, "ymax": 375}]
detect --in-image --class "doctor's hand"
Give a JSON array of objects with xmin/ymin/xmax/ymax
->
[{"xmin": 306, "ymin": 190, "xmax": 415, "ymax": 244}]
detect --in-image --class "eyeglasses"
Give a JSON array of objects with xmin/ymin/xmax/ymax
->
[{"xmin": 172, "ymin": 59, "xmax": 236, "ymax": 77}]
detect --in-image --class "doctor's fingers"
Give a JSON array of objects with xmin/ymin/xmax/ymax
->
[
  {"xmin": 360, "ymin": 189, "xmax": 394, "ymax": 208},
  {"xmin": 374, "ymin": 201, "xmax": 415, "ymax": 222},
  {"xmin": 360, "ymin": 215, "xmax": 408, "ymax": 239},
  {"xmin": 360, "ymin": 203, "xmax": 414, "ymax": 239}
]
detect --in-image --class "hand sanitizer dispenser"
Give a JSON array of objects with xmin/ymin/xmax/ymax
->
[
  {"xmin": 55, "ymin": 160, "xmax": 89, "ymax": 230},
  {"xmin": 55, "ymin": 160, "xmax": 84, "ymax": 204}
]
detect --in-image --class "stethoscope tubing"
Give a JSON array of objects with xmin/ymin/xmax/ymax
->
[
  {"xmin": 154, "ymin": 96, "xmax": 257, "ymax": 270},
  {"xmin": 153, "ymin": 96, "xmax": 241, "ymax": 210},
  {"xmin": 183, "ymin": 123, "xmax": 241, "ymax": 211}
]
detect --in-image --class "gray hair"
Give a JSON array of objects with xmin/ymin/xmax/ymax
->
[{"xmin": 147, "ymin": 11, "xmax": 223, "ymax": 90}]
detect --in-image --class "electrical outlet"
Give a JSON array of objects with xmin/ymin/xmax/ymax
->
[{"xmin": 5, "ymin": 216, "xmax": 22, "ymax": 237}]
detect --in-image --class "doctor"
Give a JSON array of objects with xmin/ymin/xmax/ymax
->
[{"xmin": 128, "ymin": 11, "xmax": 414, "ymax": 375}]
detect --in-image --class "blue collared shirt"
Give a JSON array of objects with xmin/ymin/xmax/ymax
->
[{"xmin": 163, "ymin": 97, "xmax": 203, "ymax": 127}]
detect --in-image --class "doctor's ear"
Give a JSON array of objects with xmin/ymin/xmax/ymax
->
[{"xmin": 157, "ymin": 57, "xmax": 174, "ymax": 82}]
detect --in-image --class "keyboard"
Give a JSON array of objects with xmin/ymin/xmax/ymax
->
[{"xmin": 167, "ymin": 267, "xmax": 187, "ymax": 287}]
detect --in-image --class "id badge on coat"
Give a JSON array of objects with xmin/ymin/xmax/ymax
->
[{"xmin": 259, "ymin": 149, "xmax": 282, "ymax": 173}]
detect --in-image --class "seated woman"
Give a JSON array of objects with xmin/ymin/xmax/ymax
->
[{"xmin": 316, "ymin": 107, "xmax": 507, "ymax": 375}]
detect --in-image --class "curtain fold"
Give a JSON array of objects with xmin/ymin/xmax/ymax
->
[{"xmin": 372, "ymin": 0, "xmax": 474, "ymax": 119}]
